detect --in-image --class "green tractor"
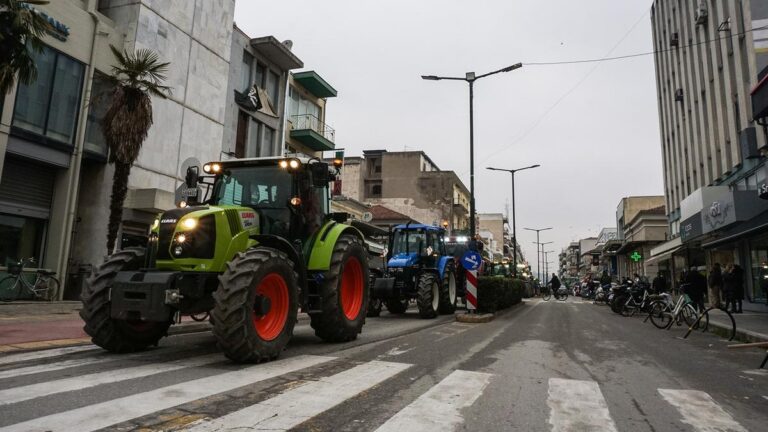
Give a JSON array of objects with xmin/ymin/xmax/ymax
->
[{"xmin": 80, "ymin": 156, "xmax": 370, "ymax": 362}]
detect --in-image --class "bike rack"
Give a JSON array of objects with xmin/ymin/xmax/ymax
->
[{"xmin": 683, "ymin": 306, "xmax": 736, "ymax": 342}]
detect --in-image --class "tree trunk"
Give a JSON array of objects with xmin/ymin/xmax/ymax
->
[{"xmin": 106, "ymin": 161, "xmax": 132, "ymax": 253}]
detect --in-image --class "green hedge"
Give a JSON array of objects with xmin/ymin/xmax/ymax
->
[{"xmin": 476, "ymin": 276, "xmax": 524, "ymax": 313}]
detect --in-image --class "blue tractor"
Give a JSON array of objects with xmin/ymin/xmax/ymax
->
[{"xmin": 371, "ymin": 223, "xmax": 459, "ymax": 318}]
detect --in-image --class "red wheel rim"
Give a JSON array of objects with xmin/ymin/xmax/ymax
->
[
  {"xmin": 340, "ymin": 257, "xmax": 364, "ymax": 320},
  {"xmin": 253, "ymin": 273, "xmax": 289, "ymax": 341}
]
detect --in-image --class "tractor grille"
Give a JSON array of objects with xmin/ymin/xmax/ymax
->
[{"xmin": 224, "ymin": 209, "xmax": 241, "ymax": 235}]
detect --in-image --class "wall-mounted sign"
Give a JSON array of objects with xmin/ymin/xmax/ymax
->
[
  {"xmin": 20, "ymin": 3, "xmax": 70, "ymax": 42},
  {"xmin": 759, "ymin": 165, "xmax": 768, "ymax": 200},
  {"xmin": 630, "ymin": 251, "xmax": 643, "ymax": 262},
  {"xmin": 680, "ymin": 213, "xmax": 703, "ymax": 242},
  {"xmin": 703, "ymin": 199, "xmax": 735, "ymax": 231}
]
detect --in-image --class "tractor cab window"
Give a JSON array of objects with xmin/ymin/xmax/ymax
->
[
  {"xmin": 392, "ymin": 229, "xmax": 426, "ymax": 255},
  {"xmin": 213, "ymin": 166, "xmax": 293, "ymax": 236},
  {"xmin": 429, "ymin": 232, "xmax": 441, "ymax": 255}
]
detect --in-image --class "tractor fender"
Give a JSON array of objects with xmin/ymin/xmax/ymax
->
[
  {"xmin": 438, "ymin": 256, "xmax": 453, "ymax": 279},
  {"xmin": 307, "ymin": 223, "xmax": 364, "ymax": 271},
  {"xmin": 250, "ymin": 234, "xmax": 308, "ymax": 295}
]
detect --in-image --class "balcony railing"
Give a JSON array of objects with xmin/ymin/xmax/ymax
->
[{"xmin": 291, "ymin": 114, "xmax": 335, "ymax": 143}]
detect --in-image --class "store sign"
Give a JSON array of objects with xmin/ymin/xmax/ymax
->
[
  {"xmin": 20, "ymin": 4, "xmax": 71, "ymax": 42},
  {"xmin": 680, "ymin": 214, "xmax": 703, "ymax": 242},
  {"xmin": 703, "ymin": 198, "xmax": 735, "ymax": 232},
  {"xmin": 759, "ymin": 165, "xmax": 768, "ymax": 200},
  {"xmin": 630, "ymin": 251, "xmax": 643, "ymax": 262}
]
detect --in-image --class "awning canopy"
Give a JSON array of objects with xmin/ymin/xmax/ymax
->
[{"xmin": 646, "ymin": 245, "xmax": 682, "ymax": 265}]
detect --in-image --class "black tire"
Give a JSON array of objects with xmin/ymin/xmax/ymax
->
[
  {"xmin": 385, "ymin": 299, "xmax": 408, "ymax": 314},
  {"xmin": 680, "ymin": 304, "xmax": 698, "ymax": 328},
  {"xmin": 309, "ymin": 234, "xmax": 369, "ymax": 342},
  {"xmin": 80, "ymin": 248, "xmax": 171, "ymax": 353},
  {"xmin": 649, "ymin": 301, "xmax": 670, "ymax": 329},
  {"xmin": 212, "ymin": 247, "xmax": 299, "ymax": 363},
  {"xmin": 0, "ymin": 276, "xmax": 20, "ymax": 302},
  {"xmin": 416, "ymin": 272, "xmax": 439, "ymax": 319},
  {"xmin": 438, "ymin": 263, "xmax": 457, "ymax": 314},
  {"xmin": 366, "ymin": 271, "xmax": 382, "ymax": 317},
  {"xmin": 542, "ymin": 288, "xmax": 551, "ymax": 301}
]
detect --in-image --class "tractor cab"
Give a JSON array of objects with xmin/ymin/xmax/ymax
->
[{"xmin": 387, "ymin": 224, "xmax": 445, "ymax": 269}]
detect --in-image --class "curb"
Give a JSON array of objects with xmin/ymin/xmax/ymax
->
[
  {"xmin": 456, "ymin": 312, "xmax": 495, "ymax": 323},
  {"xmin": 0, "ymin": 321, "xmax": 213, "ymax": 355},
  {"xmin": 708, "ymin": 320, "xmax": 768, "ymax": 344}
]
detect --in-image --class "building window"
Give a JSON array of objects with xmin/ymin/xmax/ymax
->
[
  {"xmin": 0, "ymin": 214, "xmax": 46, "ymax": 266},
  {"xmin": 266, "ymin": 70, "xmax": 280, "ymax": 109},
  {"xmin": 261, "ymin": 125, "xmax": 274, "ymax": 155},
  {"xmin": 370, "ymin": 184, "xmax": 382, "ymax": 197},
  {"xmin": 83, "ymin": 73, "xmax": 113, "ymax": 158},
  {"xmin": 12, "ymin": 45, "xmax": 84, "ymax": 146},
  {"xmin": 247, "ymin": 119, "xmax": 275, "ymax": 157},
  {"xmin": 255, "ymin": 63, "xmax": 266, "ymax": 89},
  {"xmin": 288, "ymin": 85, "xmax": 320, "ymax": 120},
  {"xmin": 240, "ymin": 51, "xmax": 253, "ymax": 92}
]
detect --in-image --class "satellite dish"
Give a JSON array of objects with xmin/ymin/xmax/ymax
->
[{"xmin": 362, "ymin": 212, "xmax": 373, "ymax": 222}]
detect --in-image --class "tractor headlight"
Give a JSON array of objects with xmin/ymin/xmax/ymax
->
[
  {"xmin": 181, "ymin": 218, "xmax": 197, "ymax": 230},
  {"xmin": 176, "ymin": 233, "xmax": 187, "ymax": 244},
  {"xmin": 151, "ymin": 218, "xmax": 160, "ymax": 230}
]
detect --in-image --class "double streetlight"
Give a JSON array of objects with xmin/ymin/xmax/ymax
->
[
  {"xmin": 487, "ymin": 164, "xmax": 540, "ymax": 276},
  {"xmin": 544, "ymin": 250, "xmax": 556, "ymax": 280},
  {"xmin": 422, "ymin": 63, "xmax": 523, "ymax": 242},
  {"xmin": 526, "ymin": 226, "xmax": 552, "ymax": 281}
]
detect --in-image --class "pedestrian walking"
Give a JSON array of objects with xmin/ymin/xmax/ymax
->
[
  {"xmin": 707, "ymin": 263, "xmax": 723, "ymax": 308},
  {"xmin": 600, "ymin": 270, "xmax": 612, "ymax": 286},
  {"xmin": 652, "ymin": 271, "xmax": 667, "ymax": 293},
  {"xmin": 732, "ymin": 264, "xmax": 744, "ymax": 313}
]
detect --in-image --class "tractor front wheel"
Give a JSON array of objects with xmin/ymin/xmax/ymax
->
[
  {"xmin": 212, "ymin": 247, "xmax": 298, "ymax": 363},
  {"xmin": 80, "ymin": 248, "xmax": 171, "ymax": 353},
  {"xmin": 310, "ymin": 234, "xmax": 369, "ymax": 342},
  {"xmin": 417, "ymin": 272, "xmax": 439, "ymax": 319}
]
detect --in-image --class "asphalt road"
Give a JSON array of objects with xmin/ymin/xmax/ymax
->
[{"xmin": 0, "ymin": 298, "xmax": 766, "ymax": 431}]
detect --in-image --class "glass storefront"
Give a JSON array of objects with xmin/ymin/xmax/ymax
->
[
  {"xmin": 749, "ymin": 233, "xmax": 768, "ymax": 303},
  {"xmin": 0, "ymin": 214, "xmax": 46, "ymax": 267}
]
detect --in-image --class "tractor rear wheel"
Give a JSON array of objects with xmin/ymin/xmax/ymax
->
[
  {"xmin": 212, "ymin": 247, "xmax": 298, "ymax": 363},
  {"xmin": 310, "ymin": 234, "xmax": 369, "ymax": 342},
  {"xmin": 385, "ymin": 299, "xmax": 408, "ymax": 314},
  {"xmin": 80, "ymin": 248, "xmax": 171, "ymax": 353},
  {"xmin": 416, "ymin": 272, "xmax": 439, "ymax": 319},
  {"xmin": 438, "ymin": 264, "xmax": 457, "ymax": 314}
]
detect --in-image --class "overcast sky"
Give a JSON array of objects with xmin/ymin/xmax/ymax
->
[{"xmin": 235, "ymin": 0, "xmax": 663, "ymax": 272}]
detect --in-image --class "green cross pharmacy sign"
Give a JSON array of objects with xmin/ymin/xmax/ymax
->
[{"xmin": 630, "ymin": 251, "xmax": 643, "ymax": 262}]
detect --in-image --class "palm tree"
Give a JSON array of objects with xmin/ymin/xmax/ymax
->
[
  {"xmin": 103, "ymin": 45, "xmax": 171, "ymax": 253},
  {"xmin": 0, "ymin": 0, "xmax": 52, "ymax": 95}
]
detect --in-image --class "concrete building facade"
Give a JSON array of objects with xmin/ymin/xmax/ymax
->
[{"xmin": 337, "ymin": 150, "xmax": 470, "ymax": 233}]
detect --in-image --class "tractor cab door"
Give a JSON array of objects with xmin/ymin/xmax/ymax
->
[{"xmin": 293, "ymin": 167, "xmax": 329, "ymax": 242}]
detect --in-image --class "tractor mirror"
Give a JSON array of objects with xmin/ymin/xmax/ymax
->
[
  {"xmin": 310, "ymin": 162, "xmax": 330, "ymax": 187},
  {"xmin": 185, "ymin": 166, "xmax": 200, "ymax": 188}
]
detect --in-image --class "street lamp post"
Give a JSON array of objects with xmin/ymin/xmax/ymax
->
[
  {"xmin": 544, "ymin": 250, "xmax": 555, "ymax": 280},
  {"xmin": 487, "ymin": 165, "xmax": 540, "ymax": 277},
  {"xmin": 422, "ymin": 63, "xmax": 523, "ymax": 243},
  {"xmin": 525, "ymin": 227, "xmax": 552, "ymax": 282}
]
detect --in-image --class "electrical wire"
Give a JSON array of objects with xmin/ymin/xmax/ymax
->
[{"xmin": 523, "ymin": 24, "xmax": 768, "ymax": 66}]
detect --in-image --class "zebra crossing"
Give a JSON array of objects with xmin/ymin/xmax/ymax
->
[{"xmin": 0, "ymin": 345, "xmax": 755, "ymax": 431}]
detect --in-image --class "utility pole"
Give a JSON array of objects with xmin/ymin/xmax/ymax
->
[{"xmin": 525, "ymin": 227, "xmax": 552, "ymax": 281}]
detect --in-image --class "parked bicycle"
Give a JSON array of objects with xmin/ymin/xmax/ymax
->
[
  {"xmin": 0, "ymin": 258, "xmax": 60, "ymax": 302},
  {"xmin": 647, "ymin": 285, "xmax": 699, "ymax": 330}
]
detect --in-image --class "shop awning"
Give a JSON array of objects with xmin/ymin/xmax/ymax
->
[
  {"xmin": 646, "ymin": 245, "xmax": 683, "ymax": 265},
  {"xmin": 702, "ymin": 209, "xmax": 768, "ymax": 249}
]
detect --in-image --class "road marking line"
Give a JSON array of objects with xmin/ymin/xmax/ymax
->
[
  {"xmin": 658, "ymin": 389, "xmax": 748, "ymax": 432},
  {"xmin": 743, "ymin": 369, "xmax": 768, "ymax": 376},
  {"xmin": 0, "ymin": 345, "xmax": 97, "ymax": 366},
  {"xmin": 0, "ymin": 356, "xmax": 117, "ymax": 380},
  {"xmin": 0, "ymin": 353, "xmax": 224, "ymax": 406},
  {"xmin": 374, "ymin": 370, "xmax": 492, "ymax": 432},
  {"xmin": 0, "ymin": 354, "xmax": 334, "ymax": 432},
  {"xmin": 187, "ymin": 360, "xmax": 411, "ymax": 431},
  {"xmin": 547, "ymin": 378, "xmax": 618, "ymax": 432}
]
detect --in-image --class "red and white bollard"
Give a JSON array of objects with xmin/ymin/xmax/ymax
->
[{"xmin": 466, "ymin": 270, "xmax": 478, "ymax": 311}]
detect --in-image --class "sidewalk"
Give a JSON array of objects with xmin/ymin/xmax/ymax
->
[
  {"xmin": 708, "ymin": 301, "xmax": 768, "ymax": 343},
  {"xmin": 0, "ymin": 301, "xmax": 211, "ymax": 353}
]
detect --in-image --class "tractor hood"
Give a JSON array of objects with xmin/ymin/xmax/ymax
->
[{"xmin": 388, "ymin": 252, "xmax": 419, "ymax": 268}]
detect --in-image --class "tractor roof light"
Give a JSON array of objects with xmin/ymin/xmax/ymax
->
[
  {"xmin": 289, "ymin": 159, "xmax": 301, "ymax": 169},
  {"xmin": 211, "ymin": 163, "xmax": 222, "ymax": 173},
  {"xmin": 178, "ymin": 200, "xmax": 188, "ymax": 208},
  {"xmin": 203, "ymin": 164, "xmax": 211, "ymax": 173},
  {"xmin": 290, "ymin": 197, "xmax": 302, "ymax": 206},
  {"xmin": 279, "ymin": 160, "xmax": 289, "ymax": 169}
]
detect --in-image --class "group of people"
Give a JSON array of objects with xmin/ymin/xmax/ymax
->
[{"xmin": 705, "ymin": 263, "xmax": 745, "ymax": 314}]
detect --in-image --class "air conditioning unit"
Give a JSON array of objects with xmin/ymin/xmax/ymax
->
[
  {"xmin": 695, "ymin": 2, "xmax": 708, "ymax": 25},
  {"xmin": 739, "ymin": 127, "xmax": 759, "ymax": 160},
  {"xmin": 675, "ymin": 88, "xmax": 684, "ymax": 102},
  {"xmin": 670, "ymin": 32, "xmax": 680, "ymax": 47}
]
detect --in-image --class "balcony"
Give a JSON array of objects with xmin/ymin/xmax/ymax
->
[{"xmin": 289, "ymin": 114, "xmax": 335, "ymax": 151}]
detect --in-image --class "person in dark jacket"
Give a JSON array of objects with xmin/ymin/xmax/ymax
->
[
  {"xmin": 708, "ymin": 263, "xmax": 723, "ymax": 308},
  {"xmin": 549, "ymin": 273, "xmax": 561, "ymax": 290},
  {"xmin": 600, "ymin": 270, "xmax": 612, "ymax": 286},
  {"xmin": 723, "ymin": 264, "xmax": 744, "ymax": 313},
  {"xmin": 652, "ymin": 271, "xmax": 667, "ymax": 293}
]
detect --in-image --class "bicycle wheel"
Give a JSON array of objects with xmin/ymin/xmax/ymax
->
[
  {"xmin": 680, "ymin": 304, "xmax": 699, "ymax": 328},
  {"xmin": 542, "ymin": 290, "xmax": 551, "ymax": 301},
  {"xmin": 0, "ymin": 276, "xmax": 21, "ymax": 302},
  {"xmin": 649, "ymin": 301, "xmax": 670, "ymax": 329},
  {"xmin": 34, "ymin": 276, "xmax": 60, "ymax": 300}
]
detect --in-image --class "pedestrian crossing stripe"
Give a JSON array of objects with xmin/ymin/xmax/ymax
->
[
  {"xmin": 0, "ymin": 355, "xmax": 334, "ymax": 432},
  {"xmin": 658, "ymin": 389, "xmax": 748, "ymax": 432},
  {"xmin": 547, "ymin": 378, "xmax": 618, "ymax": 432},
  {"xmin": 0, "ymin": 345, "xmax": 97, "ymax": 367},
  {"xmin": 186, "ymin": 360, "xmax": 411, "ymax": 431}
]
